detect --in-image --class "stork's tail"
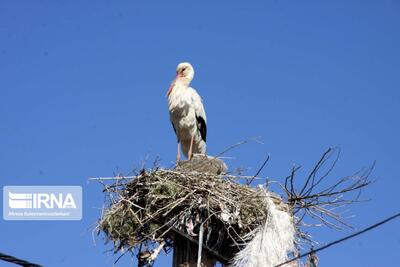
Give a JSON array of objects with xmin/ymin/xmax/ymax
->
[{"xmin": 231, "ymin": 189, "xmax": 295, "ymax": 267}]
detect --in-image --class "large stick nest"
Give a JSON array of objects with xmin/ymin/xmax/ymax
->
[
  {"xmin": 98, "ymin": 163, "xmax": 290, "ymax": 264},
  {"xmin": 96, "ymin": 148, "xmax": 372, "ymax": 265}
]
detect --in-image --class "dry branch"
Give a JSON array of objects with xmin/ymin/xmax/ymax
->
[{"xmin": 284, "ymin": 148, "xmax": 373, "ymax": 236}]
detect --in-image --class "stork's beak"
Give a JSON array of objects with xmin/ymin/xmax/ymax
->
[{"xmin": 166, "ymin": 75, "xmax": 177, "ymax": 97}]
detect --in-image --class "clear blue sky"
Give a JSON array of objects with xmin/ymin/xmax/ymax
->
[{"xmin": 1, "ymin": 1, "xmax": 399, "ymax": 266}]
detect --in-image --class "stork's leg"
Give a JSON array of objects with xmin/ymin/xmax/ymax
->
[
  {"xmin": 176, "ymin": 142, "xmax": 181, "ymax": 163},
  {"xmin": 188, "ymin": 135, "xmax": 194, "ymax": 160}
]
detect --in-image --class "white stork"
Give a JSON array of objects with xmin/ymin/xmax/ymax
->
[{"xmin": 167, "ymin": 62, "xmax": 207, "ymax": 161}]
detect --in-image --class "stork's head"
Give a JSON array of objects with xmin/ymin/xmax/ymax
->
[
  {"xmin": 176, "ymin": 62, "xmax": 194, "ymax": 83},
  {"xmin": 167, "ymin": 62, "xmax": 194, "ymax": 97}
]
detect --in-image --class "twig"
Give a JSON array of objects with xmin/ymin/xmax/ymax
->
[
  {"xmin": 247, "ymin": 154, "xmax": 270, "ymax": 185},
  {"xmin": 213, "ymin": 138, "xmax": 263, "ymax": 159}
]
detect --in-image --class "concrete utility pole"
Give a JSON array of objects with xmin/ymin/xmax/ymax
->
[{"xmin": 172, "ymin": 235, "xmax": 215, "ymax": 267}]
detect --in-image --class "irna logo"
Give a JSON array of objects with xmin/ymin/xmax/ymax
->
[{"xmin": 3, "ymin": 186, "xmax": 82, "ymax": 221}]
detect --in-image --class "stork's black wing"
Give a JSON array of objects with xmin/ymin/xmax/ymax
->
[{"xmin": 196, "ymin": 115, "xmax": 207, "ymax": 142}]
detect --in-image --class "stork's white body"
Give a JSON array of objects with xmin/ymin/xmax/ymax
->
[
  {"xmin": 168, "ymin": 83, "xmax": 207, "ymax": 158},
  {"xmin": 167, "ymin": 62, "xmax": 207, "ymax": 160}
]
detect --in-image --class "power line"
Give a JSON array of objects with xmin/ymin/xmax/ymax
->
[
  {"xmin": 275, "ymin": 211, "xmax": 400, "ymax": 267},
  {"xmin": 3, "ymin": 213, "xmax": 394, "ymax": 267},
  {"xmin": 0, "ymin": 252, "xmax": 42, "ymax": 267}
]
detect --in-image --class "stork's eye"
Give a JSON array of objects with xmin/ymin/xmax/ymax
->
[{"xmin": 182, "ymin": 68, "xmax": 186, "ymax": 72}]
